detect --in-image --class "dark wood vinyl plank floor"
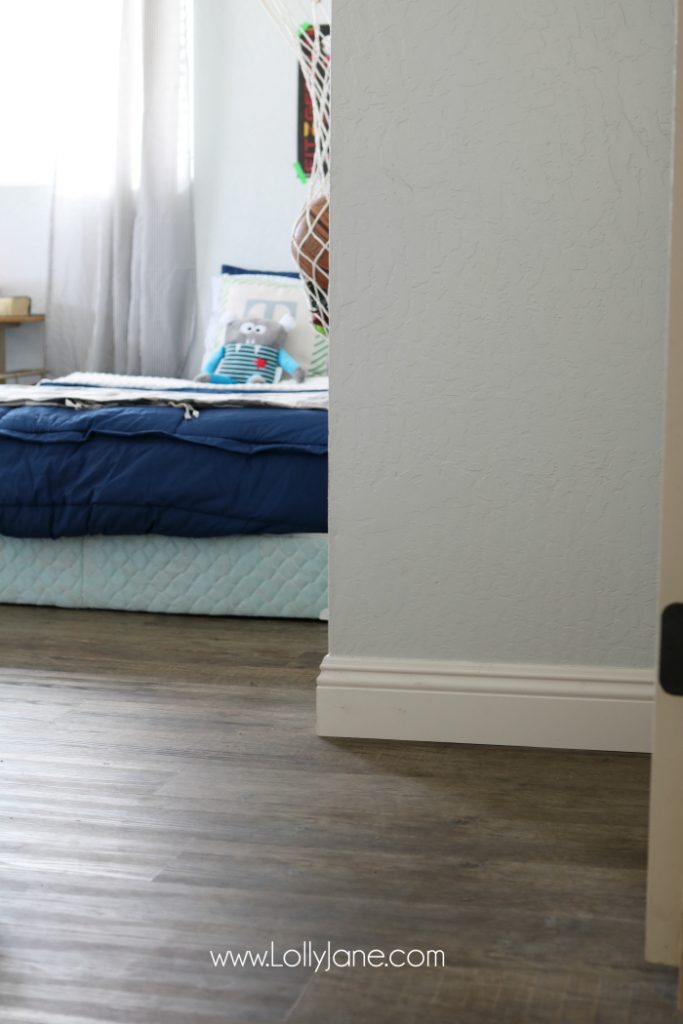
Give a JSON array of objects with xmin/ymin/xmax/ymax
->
[{"xmin": 0, "ymin": 605, "xmax": 678, "ymax": 1023}]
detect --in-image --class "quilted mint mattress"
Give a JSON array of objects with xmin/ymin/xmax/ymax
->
[{"xmin": 0, "ymin": 533, "xmax": 328, "ymax": 620}]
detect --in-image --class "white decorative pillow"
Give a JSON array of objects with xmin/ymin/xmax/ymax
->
[{"xmin": 203, "ymin": 272, "xmax": 319, "ymax": 373}]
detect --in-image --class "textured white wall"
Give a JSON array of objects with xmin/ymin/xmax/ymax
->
[
  {"xmin": 193, "ymin": 0, "xmax": 306, "ymax": 361},
  {"xmin": 329, "ymin": 0, "xmax": 675, "ymax": 668}
]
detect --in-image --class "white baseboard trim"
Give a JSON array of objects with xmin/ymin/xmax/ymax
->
[{"xmin": 317, "ymin": 655, "xmax": 655, "ymax": 752}]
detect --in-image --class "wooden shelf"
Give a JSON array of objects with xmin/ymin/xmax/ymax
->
[
  {"xmin": 0, "ymin": 368, "xmax": 46, "ymax": 381},
  {"xmin": 0, "ymin": 315, "xmax": 45, "ymax": 326}
]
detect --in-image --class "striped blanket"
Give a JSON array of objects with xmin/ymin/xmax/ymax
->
[{"xmin": 0, "ymin": 372, "xmax": 329, "ymax": 412}]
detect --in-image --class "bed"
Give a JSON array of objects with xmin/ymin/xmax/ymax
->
[{"xmin": 0, "ymin": 373, "xmax": 329, "ymax": 619}]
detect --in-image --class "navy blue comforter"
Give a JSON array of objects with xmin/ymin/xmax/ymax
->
[{"xmin": 0, "ymin": 404, "xmax": 328, "ymax": 538}]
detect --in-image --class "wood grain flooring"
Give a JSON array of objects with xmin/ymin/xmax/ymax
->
[{"xmin": 0, "ymin": 604, "xmax": 678, "ymax": 1023}]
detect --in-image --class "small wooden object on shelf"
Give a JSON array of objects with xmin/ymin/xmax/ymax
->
[{"xmin": 0, "ymin": 315, "xmax": 46, "ymax": 382}]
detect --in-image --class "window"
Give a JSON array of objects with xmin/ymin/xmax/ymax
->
[{"xmin": 0, "ymin": 0, "xmax": 143, "ymax": 193}]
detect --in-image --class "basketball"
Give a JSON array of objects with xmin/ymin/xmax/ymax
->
[{"xmin": 291, "ymin": 195, "xmax": 329, "ymax": 292}]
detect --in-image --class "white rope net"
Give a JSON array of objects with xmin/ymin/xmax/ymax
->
[{"xmin": 260, "ymin": 0, "xmax": 331, "ymax": 334}]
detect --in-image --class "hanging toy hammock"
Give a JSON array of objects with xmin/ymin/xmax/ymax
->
[{"xmin": 259, "ymin": 0, "xmax": 331, "ymax": 335}]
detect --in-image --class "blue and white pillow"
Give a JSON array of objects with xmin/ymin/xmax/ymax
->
[{"xmin": 203, "ymin": 264, "xmax": 328, "ymax": 378}]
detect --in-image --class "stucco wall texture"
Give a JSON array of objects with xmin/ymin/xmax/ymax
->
[{"xmin": 329, "ymin": 0, "xmax": 676, "ymax": 667}]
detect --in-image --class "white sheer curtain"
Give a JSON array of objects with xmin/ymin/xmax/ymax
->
[{"xmin": 47, "ymin": 0, "xmax": 195, "ymax": 377}]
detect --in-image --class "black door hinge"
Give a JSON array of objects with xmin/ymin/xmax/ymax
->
[{"xmin": 660, "ymin": 604, "xmax": 683, "ymax": 695}]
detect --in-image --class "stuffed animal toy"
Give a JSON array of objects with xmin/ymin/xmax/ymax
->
[{"xmin": 197, "ymin": 314, "xmax": 306, "ymax": 385}]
